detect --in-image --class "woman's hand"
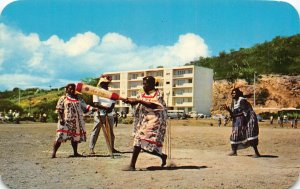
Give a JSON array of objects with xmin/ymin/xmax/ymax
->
[
  {"xmin": 123, "ymin": 98, "xmax": 139, "ymax": 105},
  {"xmin": 59, "ymin": 119, "xmax": 65, "ymax": 125}
]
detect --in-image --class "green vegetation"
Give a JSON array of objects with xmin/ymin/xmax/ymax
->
[{"xmin": 188, "ymin": 34, "xmax": 300, "ymax": 83}]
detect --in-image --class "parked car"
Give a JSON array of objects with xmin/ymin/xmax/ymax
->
[
  {"xmin": 188, "ymin": 111, "xmax": 198, "ymax": 118},
  {"xmin": 188, "ymin": 111, "xmax": 207, "ymax": 119},
  {"xmin": 212, "ymin": 114, "xmax": 225, "ymax": 120},
  {"xmin": 167, "ymin": 110, "xmax": 187, "ymax": 119}
]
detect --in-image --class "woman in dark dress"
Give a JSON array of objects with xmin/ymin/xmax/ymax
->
[{"xmin": 223, "ymin": 88, "xmax": 261, "ymax": 158}]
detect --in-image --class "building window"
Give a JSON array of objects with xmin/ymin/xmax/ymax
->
[
  {"xmin": 131, "ymin": 91, "xmax": 137, "ymax": 96},
  {"xmin": 176, "ymin": 70, "xmax": 185, "ymax": 75},
  {"xmin": 176, "ymin": 80, "xmax": 185, "ymax": 85},
  {"xmin": 176, "ymin": 98, "xmax": 184, "ymax": 104},
  {"xmin": 176, "ymin": 89, "xmax": 184, "ymax": 95},
  {"xmin": 112, "ymin": 75, "xmax": 120, "ymax": 80},
  {"xmin": 110, "ymin": 84, "xmax": 120, "ymax": 88},
  {"xmin": 166, "ymin": 81, "xmax": 170, "ymax": 84},
  {"xmin": 188, "ymin": 79, "xmax": 192, "ymax": 83},
  {"xmin": 157, "ymin": 72, "xmax": 163, "ymax": 76},
  {"xmin": 131, "ymin": 74, "xmax": 138, "ymax": 79}
]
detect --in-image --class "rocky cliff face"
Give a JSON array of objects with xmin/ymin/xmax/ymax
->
[{"xmin": 212, "ymin": 75, "xmax": 300, "ymax": 114}]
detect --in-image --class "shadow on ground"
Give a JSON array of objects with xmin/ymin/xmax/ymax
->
[
  {"xmin": 141, "ymin": 165, "xmax": 208, "ymax": 171},
  {"xmin": 245, "ymin": 154, "xmax": 278, "ymax": 158}
]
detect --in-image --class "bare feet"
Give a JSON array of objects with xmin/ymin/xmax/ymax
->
[
  {"xmin": 122, "ymin": 166, "xmax": 136, "ymax": 171},
  {"xmin": 112, "ymin": 149, "xmax": 121, "ymax": 153},
  {"xmin": 161, "ymin": 154, "xmax": 167, "ymax": 167},
  {"xmin": 228, "ymin": 151, "xmax": 237, "ymax": 156},
  {"xmin": 253, "ymin": 153, "xmax": 261, "ymax": 158},
  {"xmin": 72, "ymin": 153, "xmax": 85, "ymax": 157},
  {"xmin": 51, "ymin": 152, "xmax": 56, "ymax": 158},
  {"xmin": 90, "ymin": 149, "xmax": 95, "ymax": 155}
]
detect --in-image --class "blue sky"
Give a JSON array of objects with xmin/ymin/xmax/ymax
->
[{"xmin": 0, "ymin": 0, "xmax": 299, "ymax": 90}]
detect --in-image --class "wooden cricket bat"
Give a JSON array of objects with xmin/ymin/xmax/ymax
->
[
  {"xmin": 98, "ymin": 115, "xmax": 113, "ymax": 157},
  {"xmin": 75, "ymin": 82, "xmax": 122, "ymax": 100}
]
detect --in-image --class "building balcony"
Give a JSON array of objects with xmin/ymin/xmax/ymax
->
[
  {"xmin": 174, "ymin": 102, "xmax": 193, "ymax": 107},
  {"xmin": 173, "ymin": 93, "xmax": 193, "ymax": 97},
  {"xmin": 173, "ymin": 83, "xmax": 193, "ymax": 88},
  {"xmin": 128, "ymin": 87, "xmax": 141, "ymax": 90},
  {"xmin": 173, "ymin": 73, "xmax": 193, "ymax": 78},
  {"xmin": 109, "ymin": 87, "xmax": 120, "ymax": 91},
  {"xmin": 129, "ymin": 76, "xmax": 143, "ymax": 81}
]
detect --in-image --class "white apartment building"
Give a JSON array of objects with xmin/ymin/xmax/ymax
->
[{"xmin": 105, "ymin": 65, "xmax": 213, "ymax": 115}]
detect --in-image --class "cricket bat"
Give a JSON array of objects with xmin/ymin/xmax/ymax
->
[{"xmin": 75, "ymin": 82, "xmax": 122, "ymax": 100}]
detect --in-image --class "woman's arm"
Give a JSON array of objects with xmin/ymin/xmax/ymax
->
[
  {"xmin": 57, "ymin": 109, "xmax": 65, "ymax": 125},
  {"xmin": 56, "ymin": 96, "xmax": 65, "ymax": 125},
  {"xmin": 221, "ymin": 105, "xmax": 233, "ymax": 117},
  {"xmin": 124, "ymin": 98, "xmax": 160, "ymax": 109}
]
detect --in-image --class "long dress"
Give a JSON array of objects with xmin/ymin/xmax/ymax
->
[
  {"xmin": 55, "ymin": 95, "xmax": 92, "ymax": 142},
  {"xmin": 230, "ymin": 97, "xmax": 259, "ymax": 148},
  {"xmin": 132, "ymin": 89, "xmax": 168, "ymax": 154}
]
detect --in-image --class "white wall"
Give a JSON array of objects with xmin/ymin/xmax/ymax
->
[{"xmin": 193, "ymin": 66, "xmax": 213, "ymax": 115}]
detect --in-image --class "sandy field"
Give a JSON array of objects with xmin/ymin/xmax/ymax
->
[{"xmin": 0, "ymin": 119, "xmax": 299, "ymax": 189}]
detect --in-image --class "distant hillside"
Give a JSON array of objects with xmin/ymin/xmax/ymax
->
[
  {"xmin": 212, "ymin": 75, "xmax": 300, "ymax": 114},
  {"xmin": 190, "ymin": 34, "xmax": 300, "ymax": 82}
]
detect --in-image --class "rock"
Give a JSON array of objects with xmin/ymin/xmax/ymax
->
[{"xmin": 212, "ymin": 75, "xmax": 300, "ymax": 114}]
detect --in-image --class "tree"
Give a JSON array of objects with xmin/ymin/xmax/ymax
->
[
  {"xmin": 81, "ymin": 77, "xmax": 98, "ymax": 87},
  {"xmin": 0, "ymin": 100, "xmax": 23, "ymax": 113}
]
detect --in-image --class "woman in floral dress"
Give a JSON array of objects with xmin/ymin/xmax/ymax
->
[
  {"xmin": 51, "ymin": 83, "xmax": 96, "ymax": 158},
  {"xmin": 123, "ymin": 76, "xmax": 168, "ymax": 171},
  {"xmin": 223, "ymin": 88, "xmax": 260, "ymax": 157}
]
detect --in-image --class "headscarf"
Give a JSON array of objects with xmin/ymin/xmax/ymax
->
[
  {"xmin": 231, "ymin": 88, "xmax": 244, "ymax": 98},
  {"xmin": 97, "ymin": 74, "xmax": 112, "ymax": 87}
]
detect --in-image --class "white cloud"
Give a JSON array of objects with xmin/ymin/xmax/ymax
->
[
  {"xmin": 27, "ymin": 52, "xmax": 43, "ymax": 68},
  {"xmin": 100, "ymin": 32, "xmax": 136, "ymax": 51},
  {"xmin": 169, "ymin": 33, "xmax": 209, "ymax": 63},
  {"xmin": 65, "ymin": 32, "xmax": 100, "ymax": 56},
  {"xmin": 0, "ymin": 23, "xmax": 210, "ymax": 90},
  {"xmin": 17, "ymin": 33, "xmax": 41, "ymax": 52}
]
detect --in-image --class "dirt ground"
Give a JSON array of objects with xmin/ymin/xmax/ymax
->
[{"xmin": 0, "ymin": 119, "xmax": 299, "ymax": 189}]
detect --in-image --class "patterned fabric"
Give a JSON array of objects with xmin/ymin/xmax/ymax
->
[
  {"xmin": 132, "ymin": 89, "xmax": 168, "ymax": 154},
  {"xmin": 230, "ymin": 97, "xmax": 259, "ymax": 146},
  {"xmin": 55, "ymin": 95, "xmax": 91, "ymax": 142}
]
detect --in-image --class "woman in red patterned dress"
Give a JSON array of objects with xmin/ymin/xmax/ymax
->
[
  {"xmin": 51, "ymin": 83, "xmax": 96, "ymax": 158},
  {"xmin": 122, "ymin": 76, "xmax": 168, "ymax": 171}
]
